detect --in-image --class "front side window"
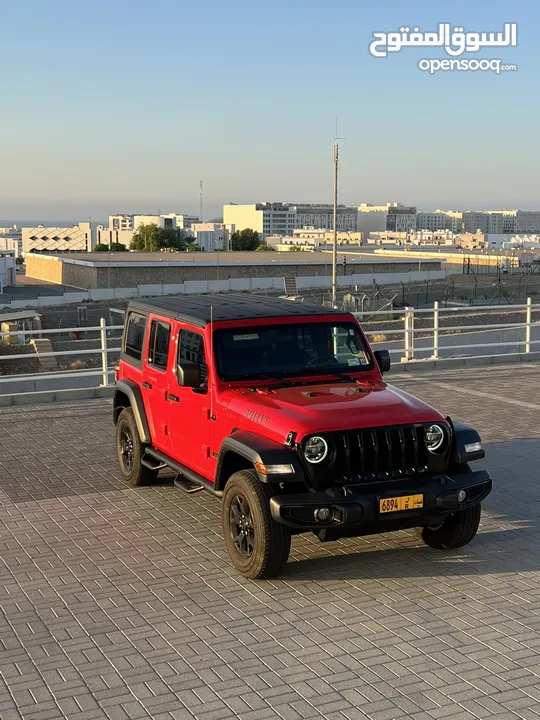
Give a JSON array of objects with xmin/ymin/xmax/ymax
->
[
  {"xmin": 147, "ymin": 320, "xmax": 171, "ymax": 370},
  {"xmin": 213, "ymin": 322, "xmax": 373, "ymax": 381},
  {"xmin": 178, "ymin": 329, "xmax": 208, "ymax": 386},
  {"xmin": 124, "ymin": 312, "xmax": 147, "ymax": 360}
]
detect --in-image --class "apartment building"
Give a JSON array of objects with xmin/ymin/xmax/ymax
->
[
  {"xmin": 223, "ymin": 202, "xmax": 358, "ymax": 237},
  {"xmin": 22, "ymin": 222, "xmax": 97, "ymax": 253},
  {"xmin": 109, "ymin": 213, "xmax": 199, "ymax": 232},
  {"xmin": 357, "ymin": 203, "xmax": 417, "ymax": 235}
]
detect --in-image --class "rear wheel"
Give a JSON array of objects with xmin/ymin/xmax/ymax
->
[
  {"xmin": 222, "ymin": 469, "xmax": 291, "ymax": 580},
  {"xmin": 419, "ymin": 503, "xmax": 482, "ymax": 549},
  {"xmin": 116, "ymin": 408, "xmax": 157, "ymax": 487}
]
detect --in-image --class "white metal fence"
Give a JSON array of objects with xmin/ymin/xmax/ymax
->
[{"xmin": 0, "ymin": 301, "xmax": 539, "ymax": 396}]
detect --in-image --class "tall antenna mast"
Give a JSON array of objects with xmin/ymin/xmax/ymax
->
[
  {"xmin": 332, "ymin": 129, "xmax": 344, "ymax": 308},
  {"xmin": 199, "ymin": 180, "xmax": 203, "ymax": 222}
]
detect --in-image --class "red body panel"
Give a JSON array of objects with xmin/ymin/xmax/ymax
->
[{"xmin": 118, "ymin": 313, "xmax": 448, "ymax": 484}]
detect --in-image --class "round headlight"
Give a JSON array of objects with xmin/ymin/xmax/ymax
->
[
  {"xmin": 425, "ymin": 424, "xmax": 445, "ymax": 452},
  {"xmin": 304, "ymin": 436, "xmax": 329, "ymax": 464}
]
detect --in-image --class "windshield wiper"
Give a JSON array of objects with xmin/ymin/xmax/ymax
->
[{"xmin": 300, "ymin": 366, "xmax": 358, "ymax": 383}]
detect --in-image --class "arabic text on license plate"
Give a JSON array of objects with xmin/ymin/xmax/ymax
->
[{"xmin": 379, "ymin": 494, "xmax": 423, "ymax": 513}]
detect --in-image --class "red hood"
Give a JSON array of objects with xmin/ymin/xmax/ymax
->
[{"xmin": 219, "ymin": 380, "xmax": 446, "ymax": 441}]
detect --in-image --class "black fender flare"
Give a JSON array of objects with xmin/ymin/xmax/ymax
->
[
  {"xmin": 113, "ymin": 380, "xmax": 151, "ymax": 444},
  {"xmin": 447, "ymin": 417, "xmax": 485, "ymax": 464},
  {"xmin": 215, "ymin": 430, "xmax": 305, "ymax": 490}
]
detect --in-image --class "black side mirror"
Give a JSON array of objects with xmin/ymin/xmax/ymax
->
[
  {"xmin": 374, "ymin": 349, "xmax": 391, "ymax": 374},
  {"xmin": 177, "ymin": 362, "xmax": 201, "ymax": 388}
]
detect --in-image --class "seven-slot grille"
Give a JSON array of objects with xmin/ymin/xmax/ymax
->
[{"xmin": 333, "ymin": 425, "xmax": 429, "ymax": 482}]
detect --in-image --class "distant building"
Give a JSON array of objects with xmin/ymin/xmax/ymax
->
[
  {"xmin": 266, "ymin": 229, "xmax": 363, "ymax": 250},
  {"xmin": 190, "ymin": 223, "xmax": 228, "ymax": 252},
  {"xmin": 22, "ymin": 222, "xmax": 96, "ymax": 253},
  {"xmin": 97, "ymin": 227, "xmax": 134, "ymax": 248},
  {"xmin": 0, "ymin": 251, "xmax": 16, "ymax": 291},
  {"xmin": 357, "ymin": 203, "xmax": 417, "ymax": 235},
  {"xmin": 223, "ymin": 202, "xmax": 358, "ymax": 237},
  {"xmin": 109, "ymin": 214, "xmax": 134, "ymax": 231},
  {"xmin": 108, "ymin": 213, "xmax": 199, "ymax": 232}
]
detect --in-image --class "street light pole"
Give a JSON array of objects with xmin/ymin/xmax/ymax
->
[{"xmin": 332, "ymin": 137, "xmax": 339, "ymax": 308}]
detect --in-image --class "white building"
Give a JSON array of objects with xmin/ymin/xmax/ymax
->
[
  {"xmin": 22, "ymin": 222, "xmax": 96, "ymax": 253},
  {"xmin": 190, "ymin": 223, "xmax": 228, "ymax": 252},
  {"xmin": 174, "ymin": 214, "xmax": 199, "ymax": 230},
  {"xmin": 97, "ymin": 227, "xmax": 134, "ymax": 249},
  {"xmin": 223, "ymin": 202, "xmax": 358, "ymax": 238},
  {"xmin": 0, "ymin": 251, "xmax": 16, "ymax": 291},
  {"xmin": 0, "ymin": 234, "xmax": 22, "ymax": 257},
  {"xmin": 109, "ymin": 214, "xmax": 134, "ymax": 231},
  {"xmin": 266, "ymin": 229, "xmax": 363, "ymax": 250},
  {"xmin": 109, "ymin": 213, "xmax": 199, "ymax": 232},
  {"xmin": 357, "ymin": 203, "xmax": 417, "ymax": 235}
]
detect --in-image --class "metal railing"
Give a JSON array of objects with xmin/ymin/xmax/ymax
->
[
  {"xmin": 0, "ymin": 302, "xmax": 539, "ymax": 395},
  {"xmin": 355, "ymin": 297, "xmax": 540, "ymax": 361}
]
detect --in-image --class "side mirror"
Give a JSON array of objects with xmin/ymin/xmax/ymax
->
[
  {"xmin": 177, "ymin": 362, "xmax": 201, "ymax": 388},
  {"xmin": 374, "ymin": 349, "xmax": 391, "ymax": 374}
]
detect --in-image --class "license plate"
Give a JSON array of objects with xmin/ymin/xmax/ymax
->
[{"xmin": 379, "ymin": 494, "xmax": 423, "ymax": 513}]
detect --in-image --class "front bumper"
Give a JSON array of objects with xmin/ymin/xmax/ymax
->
[{"xmin": 269, "ymin": 469, "xmax": 492, "ymax": 539}]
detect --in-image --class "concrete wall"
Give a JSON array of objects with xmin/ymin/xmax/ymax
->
[
  {"xmin": 25, "ymin": 254, "xmax": 442, "ymax": 289},
  {"xmin": 25, "ymin": 254, "xmax": 64, "ymax": 284},
  {"xmin": 0, "ymin": 269, "xmax": 447, "ymax": 311}
]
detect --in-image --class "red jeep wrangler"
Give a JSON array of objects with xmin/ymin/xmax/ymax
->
[{"xmin": 113, "ymin": 295, "xmax": 492, "ymax": 579}]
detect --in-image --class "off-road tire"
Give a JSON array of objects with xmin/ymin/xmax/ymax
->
[
  {"xmin": 420, "ymin": 503, "xmax": 482, "ymax": 549},
  {"xmin": 222, "ymin": 469, "xmax": 291, "ymax": 580},
  {"xmin": 116, "ymin": 408, "xmax": 157, "ymax": 487}
]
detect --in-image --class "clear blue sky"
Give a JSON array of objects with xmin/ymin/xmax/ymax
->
[{"xmin": 0, "ymin": 0, "xmax": 534, "ymax": 221}]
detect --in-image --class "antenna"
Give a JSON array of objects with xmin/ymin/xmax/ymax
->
[
  {"xmin": 199, "ymin": 180, "xmax": 203, "ymax": 222},
  {"xmin": 209, "ymin": 304, "xmax": 215, "ymax": 421}
]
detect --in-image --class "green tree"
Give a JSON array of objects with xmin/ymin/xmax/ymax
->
[
  {"xmin": 288, "ymin": 245, "xmax": 305, "ymax": 251},
  {"xmin": 130, "ymin": 224, "xmax": 191, "ymax": 252},
  {"xmin": 230, "ymin": 228, "xmax": 260, "ymax": 251},
  {"xmin": 131, "ymin": 223, "xmax": 162, "ymax": 251},
  {"xmin": 94, "ymin": 242, "xmax": 126, "ymax": 252},
  {"xmin": 255, "ymin": 243, "xmax": 275, "ymax": 251},
  {"xmin": 187, "ymin": 243, "xmax": 201, "ymax": 251}
]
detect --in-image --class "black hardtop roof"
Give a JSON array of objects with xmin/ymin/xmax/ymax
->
[{"xmin": 128, "ymin": 294, "xmax": 349, "ymax": 326}]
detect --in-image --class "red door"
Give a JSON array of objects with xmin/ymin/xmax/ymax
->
[
  {"xmin": 142, "ymin": 316, "xmax": 173, "ymax": 451},
  {"xmin": 167, "ymin": 323, "xmax": 211, "ymax": 477}
]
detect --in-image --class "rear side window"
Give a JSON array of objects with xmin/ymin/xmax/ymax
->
[
  {"xmin": 148, "ymin": 320, "xmax": 171, "ymax": 370},
  {"xmin": 124, "ymin": 312, "xmax": 147, "ymax": 360}
]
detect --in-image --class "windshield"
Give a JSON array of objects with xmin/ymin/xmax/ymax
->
[{"xmin": 214, "ymin": 321, "xmax": 373, "ymax": 381}]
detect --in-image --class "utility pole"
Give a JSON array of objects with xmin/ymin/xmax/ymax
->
[
  {"xmin": 199, "ymin": 180, "xmax": 203, "ymax": 222},
  {"xmin": 332, "ymin": 135, "xmax": 343, "ymax": 307}
]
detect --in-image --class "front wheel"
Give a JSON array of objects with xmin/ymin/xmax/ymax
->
[
  {"xmin": 222, "ymin": 470, "xmax": 291, "ymax": 580},
  {"xmin": 419, "ymin": 503, "xmax": 482, "ymax": 550}
]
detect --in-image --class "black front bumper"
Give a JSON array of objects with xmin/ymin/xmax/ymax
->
[{"xmin": 269, "ymin": 469, "xmax": 492, "ymax": 539}]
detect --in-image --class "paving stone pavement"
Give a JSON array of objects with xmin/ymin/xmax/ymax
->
[{"xmin": 1, "ymin": 363, "xmax": 540, "ymax": 720}]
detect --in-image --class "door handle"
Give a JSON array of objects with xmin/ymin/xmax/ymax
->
[
  {"xmin": 167, "ymin": 393, "xmax": 180, "ymax": 402},
  {"xmin": 142, "ymin": 382, "xmax": 152, "ymax": 389}
]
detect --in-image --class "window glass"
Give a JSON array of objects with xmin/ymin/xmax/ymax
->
[
  {"xmin": 214, "ymin": 322, "xmax": 372, "ymax": 381},
  {"xmin": 124, "ymin": 312, "xmax": 147, "ymax": 360},
  {"xmin": 148, "ymin": 320, "xmax": 171, "ymax": 370},
  {"xmin": 178, "ymin": 330, "xmax": 208, "ymax": 385}
]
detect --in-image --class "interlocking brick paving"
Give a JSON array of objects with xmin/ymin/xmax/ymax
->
[{"xmin": 1, "ymin": 363, "xmax": 540, "ymax": 720}]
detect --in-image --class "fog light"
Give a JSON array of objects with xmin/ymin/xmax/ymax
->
[
  {"xmin": 315, "ymin": 507, "xmax": 332, "ymax": 522},
  {"xmin": 457, "ymin": 490, "xmax": 467, "ymax": 504}
]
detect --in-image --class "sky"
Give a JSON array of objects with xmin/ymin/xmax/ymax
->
[{"xmin": 0, "ymin": 0, "xmax": 535, "ymax": 221}]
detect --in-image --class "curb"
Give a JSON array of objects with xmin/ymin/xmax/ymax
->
[{"xmin": 0, "ymin": 386, "xmax": 115, "ymax": 407}]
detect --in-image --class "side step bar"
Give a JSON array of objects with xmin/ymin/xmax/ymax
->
[{"xmin": 144, "ymin": 447, "xmax": 222, "ymax": 497}]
